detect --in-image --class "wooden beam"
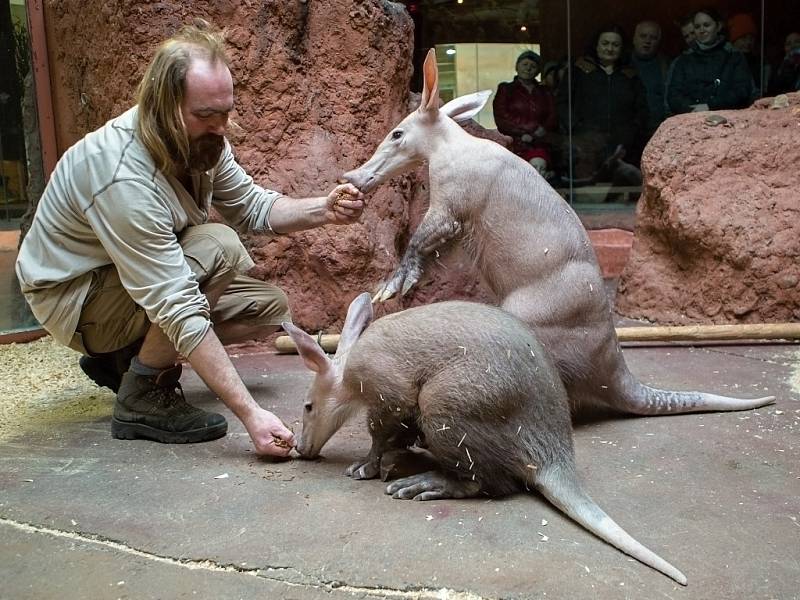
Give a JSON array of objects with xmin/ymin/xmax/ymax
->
[
  {"xmin": 615, "ymin": 322, "xmax": 800, "ymax": 342},
  {"xmin": 274, "ymin": 323, "xmax": 800, "ymax": 354}
]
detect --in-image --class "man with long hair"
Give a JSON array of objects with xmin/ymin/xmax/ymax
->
[{"xmin": 15, "ymin": 21, "xmax": 364, "ymax": 456}]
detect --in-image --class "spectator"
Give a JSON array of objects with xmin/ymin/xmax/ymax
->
[
  {"xmin": 663, "ymin": 14, "xmax": 697, "ymax": 118},
  {"xmin": 541, "ymin": 60, "xmax": 565, "ymax": 94},
  {"xmin": 15, "ymin": 21, "xmax": 365, "ymax": 454},
  {"xmin": 631, "ymin": 20, "xmax": 670, "ymax": 135},
  {"xmin": 770, "ymin": 31, "xmax": 800, "ymax": 94},
  {"xmin": 727, "ymin": 12, "xmax": 768, "ymax": 97},
  {"xmin": 679, "ymin": 13, "xmax": 696, "ymax": 49},
  {"xmin": 666, "ymin": 8, "xmax": 754, "ymax": 114},
  {"xmin": 557, "ymin": 25, "xmax": 648, "ymax": 184},
  {"xmin": 493, "ymin": 50, "xmax": 557, "ymax": 177}
]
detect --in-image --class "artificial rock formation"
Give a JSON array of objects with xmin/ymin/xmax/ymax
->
[
  {"xmin": 44, "ymin": 1, "xmax": 437, "ymax": 331},
  {"xmin": 616, "ymin": 92, "xmax": 800, "ymax": 325}
]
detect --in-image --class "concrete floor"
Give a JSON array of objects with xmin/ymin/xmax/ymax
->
[{"xmin": 1, "ymin": 339, "xmax": 799, "ymax": 600}]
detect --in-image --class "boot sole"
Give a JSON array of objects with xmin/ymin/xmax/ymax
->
[{"xmin": 111, "ymin": 418, "xmax": 227, "ymax": 444}]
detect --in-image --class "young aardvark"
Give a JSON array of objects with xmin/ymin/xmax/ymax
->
[
  {"xmin": 283, "ymin": 293, "xmax": 687, "ymax": 585},
  {"xmin": 341, "ymin": 48, "xmax": 773, "ymax": 418}
]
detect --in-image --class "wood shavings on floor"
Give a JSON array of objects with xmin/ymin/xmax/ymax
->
[{"xmin": 0, "ymin": 336, "xmax": 112, "ymax": 441}]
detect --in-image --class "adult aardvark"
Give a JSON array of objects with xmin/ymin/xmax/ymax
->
[{"xmin": 342, "ymin": 49, "xmax": 773, "ymax": 417}]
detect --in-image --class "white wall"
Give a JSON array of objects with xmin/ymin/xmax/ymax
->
[{"xmin": 435, "ymin": 43, "xmax": 540, "ymax": 129}]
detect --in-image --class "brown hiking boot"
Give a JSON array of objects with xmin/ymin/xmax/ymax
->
[{"xmin": 112, "ymin": 364, "xmax": 227, "ymax": 443}]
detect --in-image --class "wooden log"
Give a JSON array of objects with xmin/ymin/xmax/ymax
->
[
  {"xmin": 615, "ymin": 322, "xmax": 800, "ymax": 342},
  {"xmin": 274, "ymin": 323, "xmax": 800, "ymax": 353},
  {"xmin": 275, "ymin": 333, "xmax": 340, "ymax": 354}
]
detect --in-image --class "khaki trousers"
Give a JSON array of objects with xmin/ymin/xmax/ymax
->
[{"xmin": 71, "ymin": 223, "xmax": 290, "ymax": 355}]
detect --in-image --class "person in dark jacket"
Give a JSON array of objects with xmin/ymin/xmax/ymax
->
[
  {"xmin": 770, "ymin": 31, "xmax": 800, "ymax": 94},
  {"xmin": 666, "ymin": 8, "xmax": 754, "ymax": 114},
  {"xmin": 557, "ymin": 24, "xmax": 648, "ymax": 182},
  {"xmin": 493, "ymin": 50, "xmax": 557, "ymax": 176},
  {"xmin": 631, "ymin": 20, "xmax": 670, "ymax": 136},
  {"xmin": 679, "ymin": 13, "xmax": 696, "ymax": 49}
]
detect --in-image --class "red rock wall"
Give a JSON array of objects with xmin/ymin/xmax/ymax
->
[
  {"xmin": 44, "ymin": 1, "xmax": 456, "ymax": 331},
  {"xmin": 44, "ymin": 3, "xmax": 800, "ymax": 333},
  {"xmin": 616, "ymin": 93, "xmax": 800, "ymax": 325}
]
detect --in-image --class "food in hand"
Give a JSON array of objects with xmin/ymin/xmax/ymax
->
[{"xmin": 272, "ymin": 435, "xmax": 293, "ymax": 449}]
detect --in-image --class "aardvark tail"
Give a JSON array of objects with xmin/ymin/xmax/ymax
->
[
  {"xmin": 534, "ymin": 464, "xmax": 687, "ymax": 586},
  {"xmin": 628, "ymin": 382, "xmax": 775, "ymax": 415}
]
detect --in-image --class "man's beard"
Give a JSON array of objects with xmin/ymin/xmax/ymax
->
[{"xmin": 186, "ymin": 134, "xmax": 225, "ymax": 172}]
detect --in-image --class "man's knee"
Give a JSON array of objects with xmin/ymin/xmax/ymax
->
[
  {"xmin": 213, "ymin": 277, "xmax": 291, "ymax": 328},
  {"xmin": 253, "ymin": 286, "xmax": 290, "ymax": 325},
  {"xmin": 73, "ymin": 265, "xmax": 150, "ymax": 355},
  {"xmin": 180, "ymin": 223, "xmax": 254, "ymax": 288}
]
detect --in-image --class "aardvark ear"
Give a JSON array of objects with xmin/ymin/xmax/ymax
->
[
  {"xmin": 441, "ymin": 90, "xmax": 492, "ymax": 122},
  {"xmin": 283, "ymin": 322, "xmax": 331, "ymax": 374},
  {"xmin": 336, "ymin": 293, "xmax": 373, "ymax": 357},
  {"xmin": 418, "ymin": 48, "xmax": 440, "ymax": 115}
]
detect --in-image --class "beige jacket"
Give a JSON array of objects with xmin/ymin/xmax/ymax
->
[{"xmin": 16, "ymin": 107, "xmax": 280, "ymax": 356}]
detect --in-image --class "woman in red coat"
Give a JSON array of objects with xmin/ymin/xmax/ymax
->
[{"xmin": 493, "ymin": 50, "xmax": 557, "ymax": 176}]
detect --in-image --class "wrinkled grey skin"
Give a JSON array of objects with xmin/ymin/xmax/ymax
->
[
  {"xmin": 342, "ymin": 49, "xmax": 773, "ymax": 417},
  {"xmin": 284, "ymin": 294, "xmax": 687, "ymax": 584}
]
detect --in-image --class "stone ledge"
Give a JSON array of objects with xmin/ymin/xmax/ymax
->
[{"xmin": 588, "ymin": 228, "xmax": 634, "ymax": 279}]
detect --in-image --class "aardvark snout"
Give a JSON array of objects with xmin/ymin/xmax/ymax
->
[
  {"xmin": 341, "ymin": 169, "xmax": 377, "ymax": 194},
  {"xmin": 295, "ymin": 435, "xmax": 320, "ymax": 459}
]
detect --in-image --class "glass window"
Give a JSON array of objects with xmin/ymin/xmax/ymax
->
[
  {"xmin": 401, "ymin": 0, "xmax": 778, "ymax": 231},
  {"xmin": 1, "ymin": 0, "xmax": 43, "ymax": 334}
]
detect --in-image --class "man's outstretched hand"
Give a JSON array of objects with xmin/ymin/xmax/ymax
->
[
  {"xmin": 326, "ymin": 183, "xmax": 365, "ymax": 224},
  {"xmin": 244, "ymin": 406, "xmax": 296, "ymax": 457}
]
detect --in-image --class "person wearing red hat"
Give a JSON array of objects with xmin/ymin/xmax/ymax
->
[{"xmin": 727, "ymin": 12, "xmax": 768, "ymax": 97}]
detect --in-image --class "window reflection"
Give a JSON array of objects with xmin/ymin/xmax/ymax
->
[
  {"xmin": 401, "ymin": 0, "xmax": 788, "ymax": 223},
  {"xmin": 1, "ymin": 0, "xmax": 43, "ymax": 333}
]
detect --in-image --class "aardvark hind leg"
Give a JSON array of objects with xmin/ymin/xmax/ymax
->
[{"xmin": 385, "ymin": 470, "xmax": 481, "ymax": 501}]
